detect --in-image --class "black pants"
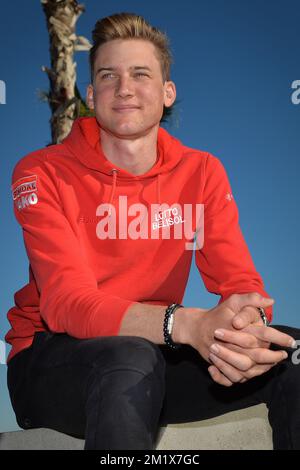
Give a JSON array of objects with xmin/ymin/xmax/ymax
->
[{"xmin": 6, "ymin": 325, "xmax": 300, "ymax": 450}]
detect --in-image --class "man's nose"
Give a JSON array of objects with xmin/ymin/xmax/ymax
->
[{"xmin": 115, "ymin": 76, "xmax": 134, "ymax": 98}]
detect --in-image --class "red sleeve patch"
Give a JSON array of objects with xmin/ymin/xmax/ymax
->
[{"xmin": 11, "ymin": 175, "xmax": 38, "ymax": 211}]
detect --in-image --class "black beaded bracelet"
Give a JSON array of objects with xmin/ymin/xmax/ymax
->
[{"xmin": 163, "ymin": 303, "xmax": 184, "ymax": 350}]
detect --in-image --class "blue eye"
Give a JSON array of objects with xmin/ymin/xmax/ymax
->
[{"xmin": 101, "ymin": 73, "xmax": 116, "ymax": 79}]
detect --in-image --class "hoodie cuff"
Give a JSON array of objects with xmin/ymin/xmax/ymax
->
[{"xmin": 92, "ymin": 297, "xmax": 140, "ymax": 337}]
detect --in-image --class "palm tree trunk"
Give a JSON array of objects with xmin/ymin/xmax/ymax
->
[{"xmin": 41, "ymin": 0, "xmax": 91, "ymax": 144}]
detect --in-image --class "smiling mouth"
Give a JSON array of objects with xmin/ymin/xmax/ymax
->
[{"xmin": 112, "ymin": 106, "xmax": 140, "ymax": 112}]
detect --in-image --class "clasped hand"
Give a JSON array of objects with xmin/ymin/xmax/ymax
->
[{"xmin": 199, "ymin": 293, "xmax": 296, "ymax": 387}]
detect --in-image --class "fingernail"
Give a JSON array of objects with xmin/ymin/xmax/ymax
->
[
  {"xmin": 214, "ymin": 329, "xmax": 224, "ymax": 338},
  {"xmin": 290, "ymin": 339, "xmax": 298, "ymax": 349},
  {"xmin": 210, "ymin": 344, "xmax": 219, "ymax": 354},
  {"xmin": 209, "ymin": 353, "xmax": 218, "ymax": 362},
  {"xmin": 282, "ymin": 351, "xmax": 288, "ymax": 359}
]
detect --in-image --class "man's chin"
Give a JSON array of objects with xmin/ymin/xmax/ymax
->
[{"xmin": 101, "ymin": 123, "xmax": 158, "ymax": 140}]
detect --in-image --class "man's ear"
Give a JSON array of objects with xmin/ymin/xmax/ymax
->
[
  {"xmin": 164, "ymin": 81, "xmax": 176, "ymax": 108},
  {"xmin": 86, "ymin": 84, "xmax": 95, "ymax": 110}
]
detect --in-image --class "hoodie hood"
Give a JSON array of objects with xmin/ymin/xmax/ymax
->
[{"xmin": 62, "ymin": 117, "xmax": 184, "ymax": 215}]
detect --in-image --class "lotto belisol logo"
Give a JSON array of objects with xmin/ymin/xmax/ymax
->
[{"xmin": 0, "ymin": 80, "xmax": 6, "ymax": 105}]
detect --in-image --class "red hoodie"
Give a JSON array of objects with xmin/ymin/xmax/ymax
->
[{"xmin": 5, "ymin": 117, "xmax": 273, "ymax": 363}]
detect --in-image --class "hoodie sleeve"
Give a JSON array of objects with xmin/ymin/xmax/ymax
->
[
  {"xmin": 11, "ymin": 152, "xmax": 138, "ymax": 339},
  {"xmin": 194, "ymin": 153, "xmax": 273, "ymax": 322}
]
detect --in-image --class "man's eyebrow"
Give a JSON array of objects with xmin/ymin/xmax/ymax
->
[
  {"xmin": 96, "ymin": 66, "xmax": 152, "ymax": 75},
  {"xmin": 96, "ymin": 67, "xmax": 114, "ymax": 74},
  {"xmin": 132, "ymin": 66, "xmax": 152, "ymax": 71}
]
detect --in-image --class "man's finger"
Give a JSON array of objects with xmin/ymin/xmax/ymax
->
[
  {"xmin": 209, "ymin": 343, "xmax": 254, "ymax": 371},
  {"xmin": 244, "ymin": 363, "xmax": 276, "ymax": 380},
  {"xmin": 232, "ymin": 306, "xmax": 261, "ymax": 330},
  {"xmin": 243, "ymin": 325, "xmax": 297, "ymax": 348},
  {"xmin": 228, "ymin": 293, "xmax": 274, "ymax": 329},
  {"xmin": 249, "ymin": 348, "xmax": 288, "ymax": 364},
  {"xmin": 208, "ymin": 365, "xmax": 233, "ymax": 387},
  {"xmin": 209, "ymin": 353, "xmax": 245, "ymax": 383},
  {"xmin": 214, "ymin": 327, "xmax": 263, "ymax": 348},
  {"xmin": 229, "ymin": 292, "xmax": 274, "ymax": 310},
  {"xmin": 223, "ymin": 342, "xmax": 288, "ymax": 364}
]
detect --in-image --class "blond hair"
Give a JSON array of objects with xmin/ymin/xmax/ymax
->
[{"xmin": 89, "ymin": 12, "xmax": 173, "ymax": 83}]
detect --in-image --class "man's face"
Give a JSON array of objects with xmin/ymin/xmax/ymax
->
[{"xmin": 86, "ymin": 39, "xmax": 176, "ymax": 139}]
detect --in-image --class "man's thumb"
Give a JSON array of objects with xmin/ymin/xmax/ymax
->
[
  {"xmin": 238, "ymin": 294, "xmax": 275, "ymax": 309},
  {"xmin": 258, "ymin": 297, "xmax": 275, "ymax": 306},
  {"xmin": 232, "ymin": 295, "xmax": 274, "ymax": 329}
]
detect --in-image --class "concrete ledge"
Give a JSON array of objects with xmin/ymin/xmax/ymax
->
[
  {"xmin": 0, "ymin": 404, "xmax": 272, "ymax": 450},
  {"xmin": 157, "ymin": 404, "xmax": 272, "ymax": 450}
]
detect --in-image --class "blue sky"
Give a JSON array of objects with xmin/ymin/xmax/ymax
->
[{"xmin": 1, "ymin": 0, "xmax": 300, "ymax": 432}]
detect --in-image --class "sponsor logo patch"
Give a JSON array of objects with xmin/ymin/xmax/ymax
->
[{"xmin": 12, "ymin": 175, "xmax": 38, "ymax": 211}]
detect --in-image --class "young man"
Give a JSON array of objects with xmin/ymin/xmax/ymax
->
[{"xmin": 6, "ymin": 13, "xmax": 300, "ymax": 450}]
